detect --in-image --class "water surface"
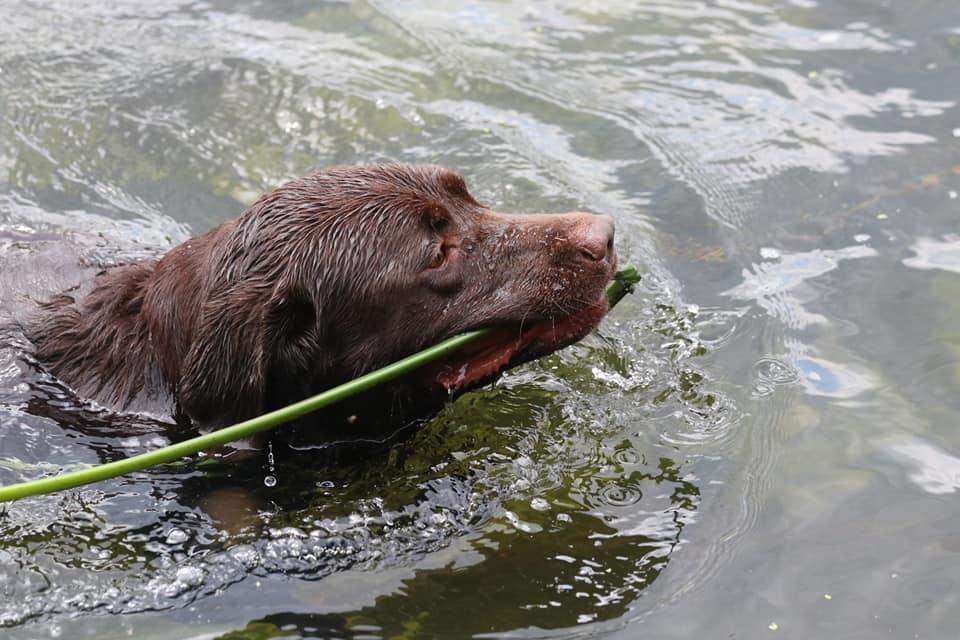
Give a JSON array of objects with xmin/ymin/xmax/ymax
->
[{"xmin": 1, "ymin": 1, "xmax": 960, "ymax": 638}]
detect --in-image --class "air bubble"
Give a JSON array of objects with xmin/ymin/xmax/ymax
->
[
  {"xmin": 530, "ymin": 497, "xmax": 551, "ymax": 512},
  {"xmin": 174, "ymin": 566, "xmax": 205, "ymax": 587},
  {"xmin": 165, "ymin": 528, "xmax": 188, "ymax": 545},
  {"xmin": 754, "ymin": 358, "xmax": 798, "ymax": 384}
]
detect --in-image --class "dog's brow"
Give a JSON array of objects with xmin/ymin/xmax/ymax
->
[{"xmin": 438, "ymin": 171, "xmax": 469, "ymax": 198}]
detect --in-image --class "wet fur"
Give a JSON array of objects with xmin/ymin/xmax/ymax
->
[{"xmin": 28, "ymin": 164, "xmax": 615, "ymax": 436}]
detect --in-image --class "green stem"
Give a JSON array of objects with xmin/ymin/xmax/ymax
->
[{"xmin": 0, "ymin": 267, "xmax": 640, "ymax": 502}]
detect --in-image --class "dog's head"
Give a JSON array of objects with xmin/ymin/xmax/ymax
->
[{"xmin": 176, "ymin": 164, "xmax": 617, "ymax": 428}]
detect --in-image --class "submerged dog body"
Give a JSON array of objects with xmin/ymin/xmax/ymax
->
[{"xmin": 29, "ymin": 164, "xmax": 616, "ymax": 436}]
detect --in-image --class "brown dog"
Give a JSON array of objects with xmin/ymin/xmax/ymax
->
[{"xmin": 28, "ymin": 164, "xmax": 616, "ymax": 439}]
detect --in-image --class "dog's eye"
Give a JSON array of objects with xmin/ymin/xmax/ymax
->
[
  {"xmin": 427, "ymin": 245, "xmax": 446, "ymax": 269},
  {"xmin": 424, "ymin": 205, "xmax": 450, "ymax": 233}
]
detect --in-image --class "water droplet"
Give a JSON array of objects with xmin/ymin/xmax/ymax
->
[{"xmin": 263, "ymin": 475, "xmax": 277, "ymax": 487}]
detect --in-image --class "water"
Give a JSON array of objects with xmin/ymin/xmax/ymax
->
[{"xmin": 1, "ymin": 0, "xmax": 959, "ymax": 637}]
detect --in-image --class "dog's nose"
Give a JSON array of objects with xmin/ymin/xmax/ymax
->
[{"xmin": 575, "ymin": 213, "xmax": 615, "ymax": 263}]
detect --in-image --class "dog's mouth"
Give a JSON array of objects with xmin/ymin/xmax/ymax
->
[{"xmin": 428, "ymin": 291, "xmax": 610, "ymax": 393}]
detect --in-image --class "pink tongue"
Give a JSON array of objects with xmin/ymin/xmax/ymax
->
[
  {"xmin": 430, "ymin": 295, "xmax": 610, "ymax": 392},
  {"xmin": 433, "ymin": 326, "xmax": 537, "ymax": 391}
]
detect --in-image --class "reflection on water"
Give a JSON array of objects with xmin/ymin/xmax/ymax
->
[
  {"xmin": 724, "ymin": 244, "xmax": 878, "ymax": 329},
  {"xmin": 2, "ymin": 0, "xmax": 960, "ymax": 637},
  {"xmin": 887, "ymin": 438, "xmax": 960, "ymax": 495},
  {"xmin": 904, "ymin": 235, "xmax": 960, "ymax": 273}
]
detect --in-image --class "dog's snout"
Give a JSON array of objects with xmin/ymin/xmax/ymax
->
[{"xmin": 575, "ymin": 213, "xmax": 615, "ymax": 263}]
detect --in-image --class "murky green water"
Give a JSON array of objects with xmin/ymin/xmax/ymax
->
[{"xmin": 1, "ymin": 1, "xmax": 959, "ymax": 638}]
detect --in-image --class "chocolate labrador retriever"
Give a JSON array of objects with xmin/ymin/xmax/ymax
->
[{"xmin": 27, "ymin": 164, "xmax": 616, "ymax": 440}]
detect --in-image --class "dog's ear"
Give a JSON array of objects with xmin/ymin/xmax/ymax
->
[
  {"xmin": 265, "ymin": 286, "xmax": 322, "ymax": 380},
  {"xmin": 177, "ymin": 283, "xmax": 322, "ymax": 429},
  {"xmin": 178, "ymin": 284, "xmax": 273, "ymax": 428}
]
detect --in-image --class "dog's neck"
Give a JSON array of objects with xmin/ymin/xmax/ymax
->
[
  {"xmin": 29, "ymin": 224, "xmax": 230, "ymax": 415},
  {"xmin": 30, "ymin": 260, "xmax": 167, "ymax": 410}
]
